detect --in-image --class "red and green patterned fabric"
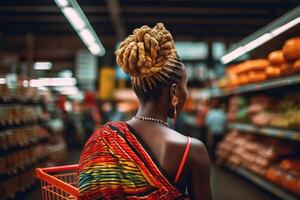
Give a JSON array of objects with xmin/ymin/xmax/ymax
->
[{"xmin": 78, "ymin": 121, "xmax": 188, "ymax": 200}]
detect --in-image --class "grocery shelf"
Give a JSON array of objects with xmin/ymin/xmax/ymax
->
[
  {"xmin": 0, "ymin": 96, "xmax": 42, "ymax": 105},
  {"xmin": 0, "ymin": 118, "xmax": 45, "ymax": 130},
  {"xmin": 221, "ymin": 6, "xmax": 300, "ymax": 64},
  {"xmin": 0, "ymin": 154, "xmax": 49, "ymax": 181},
  {"xmin": 0, "ymin": 142, "xmax": 67, "ymax": 199},
  {"xmin": 0, "ymin": 137, "xmax": 49, "ymax": 155},
  {"xmin": 225, "ymin": 164, "xmax": 299, "ymax": 200},
  {"xmin": 228, "ymin": 122, "xmax": 300, "ymax": 141},
  {"xmin": 209, "ymin": 74, "xmax": 300, "ymax": 98},
  {"xmin": 0, "ymin": 142, "xmax": 65, "ymax": 181}
]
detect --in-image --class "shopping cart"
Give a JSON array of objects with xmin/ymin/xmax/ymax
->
[{"xmin": 35, "ymin": 164, "xmax": 79, "ymax": 200}]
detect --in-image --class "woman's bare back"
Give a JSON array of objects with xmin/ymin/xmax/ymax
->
[{"xmin": 127, "ymin": 120, "xmax": 212, "ymax": 200}]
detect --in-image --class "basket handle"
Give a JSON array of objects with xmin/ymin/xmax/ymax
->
[
  {"xmin": 36, "ymin": 164, "xmax": 79, "ymax": 197},
  {"xmin": 38, "ymin": 164, "xmax": 79, "ymax": 173}
]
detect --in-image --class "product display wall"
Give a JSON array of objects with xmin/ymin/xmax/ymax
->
[
  {"xmin": 0, "ymin": 84, "xmax": 67, "ymax": 199},
  {"xmin": 210, "ymin": 8, "xmax": 300, "ymax": 200}
]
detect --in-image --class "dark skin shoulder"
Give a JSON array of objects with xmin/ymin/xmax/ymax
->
[
  {"xmin": 127, "ymin": 120, "xmax": 212, "ymax": 199},
  {"xmin": 188, "ymin": 138, "xmax": 212, "ymax": 200}
]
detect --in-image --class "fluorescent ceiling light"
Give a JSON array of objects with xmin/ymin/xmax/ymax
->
[
  {"xmin": 30, "ymin": 78, "xmax": 77, "ymax": 87},
  {"xmin": 49, "ymin": 78, "xmax": 77, "ymax": 86},
  {"xmin": 0, "ymin": 78, "xmax": 6, "ymax": 84},
  {"xmin": 30, "ymin": 79, "xmax": 43, "ymax": 87},
  {"xmin": 221, "ymin": 16, "xmax": 300, "ymax": 64},
  {"xmin": 62, "ymin": 7, "xmax": 85, "ymax": 30},
  {"xmin": 88, "ymin": 43, "xmax": 101, "ymax": 55},
  {"xmin": 54, "ymin": 0, "xmax": 69, "ymax": 7},
  {"xmin": 220, "ymin": 47, "xmax": 245, "ymax": 64},
  {"xmin": 79, "ymin": 28, "xmax": 95, "ymax": 45},
  {"xmin": 243, "ymin": 33, "xmax": 272, "ymax": 52},
  {"xmin": 34, "ymin": 62, "xmax": 52, "ymax": 70},
  {"xmin": 271, "ymin": 17, "xmax": 300, "ymax": 36},
  {"xmin": 55, "ymin": 0, "xmax": 105, "ymax": 56}
]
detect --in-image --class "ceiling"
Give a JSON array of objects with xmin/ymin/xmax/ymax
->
[{"xmin": 0, "ymin": 0, "xmax": 299, "ymax": 74}]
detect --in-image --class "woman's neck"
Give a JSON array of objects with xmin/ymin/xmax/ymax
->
[{"xmin": 136, "ymin": 101, "xmax": 168, "ymax": 122}]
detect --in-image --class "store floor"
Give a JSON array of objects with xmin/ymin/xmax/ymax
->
[
  {"xmin": 25, "ymin": 150, "xmax": 275, "ymax": 200},
  {"xmin": 211, "ymin": 165, "xmax": 275, "ymax": 200}
]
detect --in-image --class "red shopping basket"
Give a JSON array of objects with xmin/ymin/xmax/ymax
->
[{"xmin": 36, "ymin": 164, "xmax": 79, "ymax": 200}]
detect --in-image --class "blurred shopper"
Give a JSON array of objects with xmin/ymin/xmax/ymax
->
[
  {"xmin": 174, "ymin": 111, "xmax": 188, "ymax": 133},
  {"xmin": 102, "ymin": 100, "xmax": 125, "ymax": 122},
  {"xmin": 205, "ymin": 100, "xmax": 227, "ymax": 160},
  {"xmin": 62, "ymin": 110, "xmax": 77, "ymax": 149},
  {"xmin": 57, "ymin": 94, "xmax": 67, "ymax": 111},
  {"xmin": 82, "ymin": 91, "xmax": 101, "ymax": 141},
  {"xmin": 82, "ymin": 107, "xmax": 96, "ymax": 141},
  {"xmin": 78, "ymin": 23, "xmax": 211, "ymax": 200},
  {"xmin": 195, "ymin": 99, "xmax": 209, "ymax": 145}
]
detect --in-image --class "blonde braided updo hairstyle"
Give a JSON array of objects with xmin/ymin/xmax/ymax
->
[{"xmin": 115, "ymin": 23, "xmax": 185, "ymax": 101}]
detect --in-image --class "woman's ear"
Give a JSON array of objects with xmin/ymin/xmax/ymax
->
[{"xmin": 170, "ymin": 83, "xmax": 177, "ymax": 97}]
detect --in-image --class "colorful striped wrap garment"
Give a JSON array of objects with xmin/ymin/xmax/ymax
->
[{"xmin": 78, "ymin": 121, "xmax": 188, "ymax": 199}]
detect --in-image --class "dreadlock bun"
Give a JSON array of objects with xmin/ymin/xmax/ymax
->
[
  {"xmin": 115, "ymin": 23, "xmax": 177, "ymax": 76},
  {"xmin": 115, "ymin": 23, "xmax": 184, "ymax": 93}
]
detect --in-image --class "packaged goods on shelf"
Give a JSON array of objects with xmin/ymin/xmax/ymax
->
[
  {"xmin": 216, "ymin": 131, "xmax": 296, "ymax": 169},
  {"xmin": 0, "ymin": 126, "xmax": 49, "ymax": 149},
  {"xmin": 0, "ymin": 105, "xmax": 41, "ymax": 126},
  {"xmin": 0, "ymin": 141, "xmax": 48, "ymax": 174},
  {"xmin": 0, "ymin": 165, "xmax": 37, "ymax": 199},
  {"xmin": 270, "ymin": 94, "xmax": 300, "ymax": 129},
  {"xmin": 227, "ymin": 96, "xmax": 248, "ymax": 122},
  {"xmin": 280, "ymin": 159, "xmax": 300, "ymax": 171},
  {"xmin": 0, "ymin": 82, "xmax": 68, "ymax": 199},
  {"xmin": 265, "ymin": 166, "xmax": 300, "ymax": 196},
  {"xmin": 217, "ymin": 131, "xmax": 300, "ymax": 196},
  {"xmin": 219, "ymin": 36, "xmax": 300, "ymax": 89},
  {"xmin": 0, "ymin": 136, "xmax": 67, "ymax": 199},
  {"xmin": 0, "ymin": 84, "xmax": 41, "ymax": 102},
  {"xmin": 227, "ymin": 93, "xmax": 300, "ymax": 129}
]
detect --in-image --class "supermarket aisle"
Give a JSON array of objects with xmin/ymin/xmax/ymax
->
[
  {"xmin": 211, "ymin": 164, "xmax": 275, "ymax": 200},
  {"xmin": 25, "ymin": 149, "xmax": 275, "ymax": 200}
]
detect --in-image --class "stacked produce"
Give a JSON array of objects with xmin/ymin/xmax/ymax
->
[
  {"xmin": 227, "ymin": 93, "xmax": 300, "ymax": 129},
  {"xmin": 265, "ymin": 159, "xmax": 300, "ymax": 196},
  {"xmin": 216, "ymin": 131, "xmax": 300, "ymax": 196},
  {"xmin": 247, "ymin": 95, "xmax": 275, "ymax": 126},
  {"xmin": 227, "ymin": 96, "xmax": 248, "ymax": 122},
  {"xmin": 270, "ymin": 93, "xmax": 300, "ymax": 129},
  {"xmin": 219, "ymin": 37, "xmax": 300, "ymax": 88}
]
